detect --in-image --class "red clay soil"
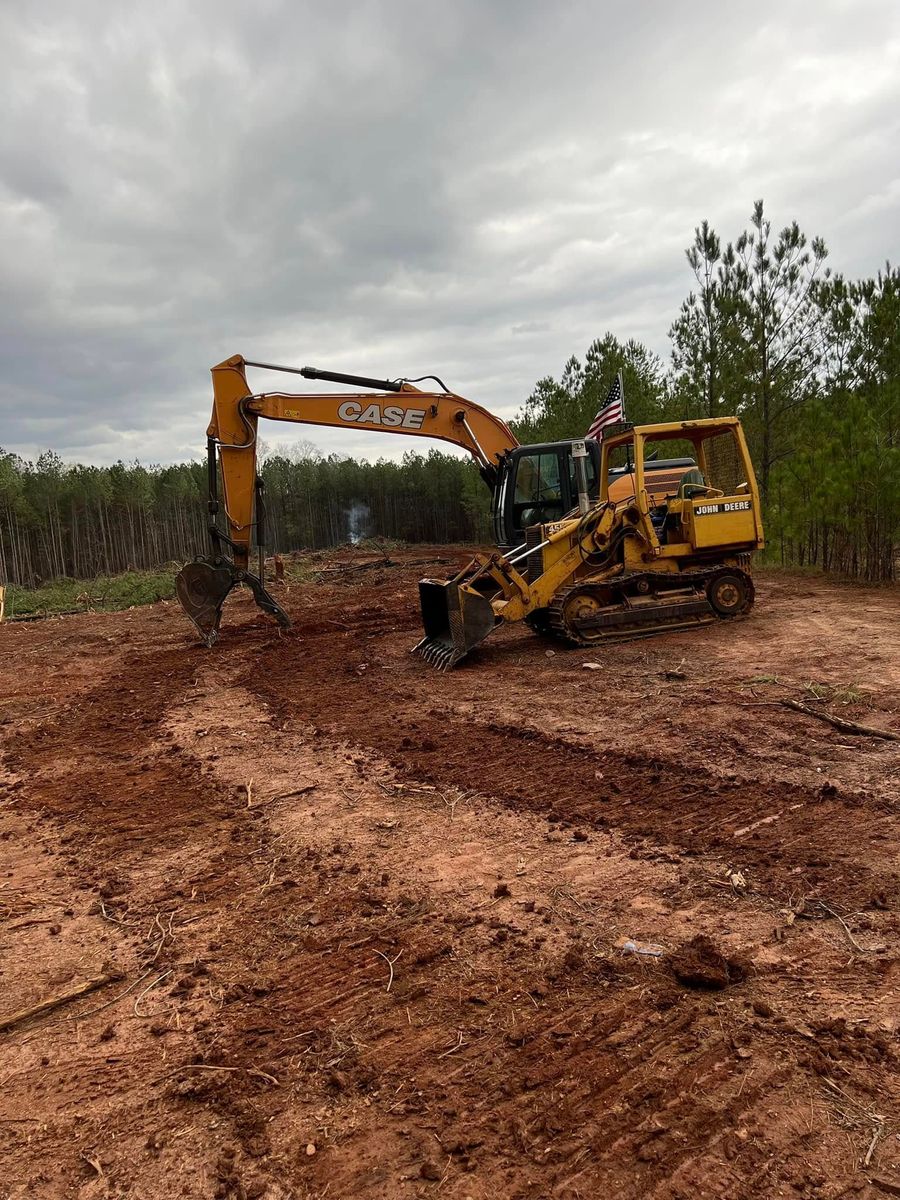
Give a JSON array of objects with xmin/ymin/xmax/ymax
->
[{"xmin": 0, "ymin": 548, "xmax": 898, "ymax": 1200}]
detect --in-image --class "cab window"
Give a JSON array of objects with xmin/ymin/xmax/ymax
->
[{"xmin": 513, "ymin": 452, "xmax": 565, "ymax": 529}]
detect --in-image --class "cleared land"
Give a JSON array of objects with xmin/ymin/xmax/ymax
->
[{"xmin": 1, "ymin": 549, "xmax": 898, "ymax": 1199}]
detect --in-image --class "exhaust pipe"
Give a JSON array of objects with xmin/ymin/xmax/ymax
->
[{"xmin": 413, "ymin": 579, "xmax": 497, "ymax": 670}]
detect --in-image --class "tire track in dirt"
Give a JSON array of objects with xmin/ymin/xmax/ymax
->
[
  {"xmin": 3, "ymin": 637, "xmax": 766, "ymax": 1200},
  {"xmin": 246, "ymin": 631, "xmax": 899, "ymax": 911},
  {"xmin": 162, "ymin": 661, "xmax": 896, "ymax": 1200}
]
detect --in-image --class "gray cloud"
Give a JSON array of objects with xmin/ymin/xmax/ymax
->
[{"xmin": 1, "ymin": 0, "xmax": 898, "ymax": 466}]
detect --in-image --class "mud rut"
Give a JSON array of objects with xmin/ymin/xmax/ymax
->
[{"xmin": 1, "ymin": 555, "xmax": 898, "ymax": 1200}]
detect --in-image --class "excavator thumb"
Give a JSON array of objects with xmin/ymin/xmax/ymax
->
[
  {"xmin": 413, "ymin": 579, "xmax": 497, "ymax": 670},
  {"xmin": 175, "ymin": 557, "xmax": 291, "ymax": 647}
]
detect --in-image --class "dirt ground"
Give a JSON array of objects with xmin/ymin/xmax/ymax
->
[{"xmin": 1, "ymin": 547, "xmax": 898, "ymax": 1200}]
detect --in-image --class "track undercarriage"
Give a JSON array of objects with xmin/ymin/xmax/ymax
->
[{"xmin": 545, "ymin": 565, "xmax": 755, "ymax": 646}]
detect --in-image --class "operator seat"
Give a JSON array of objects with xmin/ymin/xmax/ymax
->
[{"xmin": 678, "ymin": 468, "xmax": 711, "ymax": 500}]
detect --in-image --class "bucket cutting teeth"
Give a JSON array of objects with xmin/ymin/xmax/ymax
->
[{"xmin": 413, "ymin": 636, "xmax": 463, "ymax": 672}]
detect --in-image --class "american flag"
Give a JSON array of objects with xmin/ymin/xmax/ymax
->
[{"xmin": 586, "ymin": 370, "xmax": 624, "ymax": 440}]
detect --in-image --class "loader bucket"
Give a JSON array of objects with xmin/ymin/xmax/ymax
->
[
  {"xmin": 175, "ymin": 558, "xmax": 239, "ymax": 647},
  {"xmin": 413, "ymin": 579, "xmax": 497, "ymax": 670}
]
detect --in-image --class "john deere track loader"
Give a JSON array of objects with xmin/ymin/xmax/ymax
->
[{"xmin": 414, "ymin": 417, "xmax": 764, "ymax": 669}]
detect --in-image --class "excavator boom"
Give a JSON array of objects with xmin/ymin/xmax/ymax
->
[{"xmin": 176, "ymin": 355, "xmax": 520, "ymax": 644}]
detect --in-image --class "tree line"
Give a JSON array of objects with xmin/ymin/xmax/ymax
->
[
  {"xmin": 516, "ymin": 202, "xmax": 898, "ymax": 581},
  {"xmin": 1, "ymin": 200, "xmax": 897, "ymax": 586},
  {"xmin": 0, "ymin": 446, "xmax": 492, "ymax": 587}
]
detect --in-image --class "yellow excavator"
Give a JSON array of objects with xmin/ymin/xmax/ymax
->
[
  {"xmin": 415, "ymin": 418, "xmax": 764, "ymax": 668},
  {"xmin": 175, "ymin": 354, "xmax": 699, "ymax": 644}
]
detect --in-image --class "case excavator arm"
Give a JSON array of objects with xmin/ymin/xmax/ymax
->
[{"xmin": 176, "ymin": 354, "xmax": 519, "ymax": 645}]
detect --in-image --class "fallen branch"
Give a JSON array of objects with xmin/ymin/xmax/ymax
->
[
  {"xmin": 78, "ymin": 968, "xmax": 156, "ymax": 1020},
  {"xmin": 0, "ymin": 970, "xmax": 124, "ymax": 1033},
  {"xmin": 437, "ymin": 1031, "xmax": 466, "ymax": 1058},
  {"xmin": 270, "ymin": 785, "xmax": 316, "ymax": 803},
  {"xmin": 782, "ymin": 700, "xmax": 900, "ymax": 741},
  {"xmin": 817, "ymin": 901, "xmax": 877, "ymax": 954},
  {"xmin": 156, "ymin": 1062, "xmax": 279, "ymax": 1087},
  {"xmin": 314, "ymin": 558, "xmax": 393, "ymax": 575},
  {"xmin": 374, "ymin": 949, "xmax": 402, "ymax": 993}
]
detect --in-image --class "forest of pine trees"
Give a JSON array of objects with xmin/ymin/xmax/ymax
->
[{"xmin": 1, "ymin": 203, "xmax": 897, "ymax": 587}]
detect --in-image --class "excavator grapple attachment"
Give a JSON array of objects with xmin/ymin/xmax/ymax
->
[
  {"xmin": 176, "ymin": 558, "xmax": 291, "ymax": 647},
  {"xmin": 413, "ymin": 580, "xmax": 497, "ymax": 670}
]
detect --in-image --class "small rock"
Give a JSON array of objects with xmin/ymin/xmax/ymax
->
[
  {"xmin": 493, "ymin": 882, "xmax": 510, "ymax": 899},
  {"xmin": 420, "ymin": 1160, "xmax": 442, "ymax": 1181},
  {"xmin": 99, "ymin": 1024, "xmax": 116, "ymax": 1042},
  {"xmin": 582, "ymin": 662, "xmax": 602, "ymax": 671},
  {"xmin": 49, "ymin": 924, "xmax": 62, "ymax": 936},
  {"xmin": 305, "ymin": 1143, "xmax": 316, "ymax": 1157},
  {"xmin": 572, "ymin": 830, "xmax": 589, "ymax": 842}
]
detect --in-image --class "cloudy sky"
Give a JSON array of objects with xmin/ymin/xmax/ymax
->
[{"xmin": 2, "ymin": 0, "xmax": 898, "ymax": 467}]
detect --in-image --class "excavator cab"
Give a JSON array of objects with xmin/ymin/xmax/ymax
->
[{"xmin": 491, "ymin": 442, "xmax": 696, "ymax": 551}]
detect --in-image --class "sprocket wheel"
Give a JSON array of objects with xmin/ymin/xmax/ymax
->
[{"xmin": 561, "ymin": 589, "xmax": 605, "ymax": 626}]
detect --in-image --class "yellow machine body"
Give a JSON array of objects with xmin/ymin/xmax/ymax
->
[
  {"xmin": 415, "ymin": 417, "xmax": 765, "ymax": 669},
  {"xmin": 175, "ymin": 354, "xmax": 704, "ymax": 646}
]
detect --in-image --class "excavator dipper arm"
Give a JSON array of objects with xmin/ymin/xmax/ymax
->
[{"xmin": 176, "ymin": 355, "xmax": 519, "ymax": 645}]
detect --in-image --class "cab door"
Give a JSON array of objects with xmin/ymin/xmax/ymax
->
[
  {"xmin": 497, "ymin": 444, "xmax": 599, "ymax": 548},
  {"xmin": 511, "ymin": 450, "xmax": 567, "ymax": 532}
]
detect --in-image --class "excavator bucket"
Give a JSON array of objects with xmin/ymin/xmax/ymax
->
[
  {"xmin": 175, "ymin": 558, "xmax": 239, "ymax": 647},
  {"xmin": 413, "ymin": 580, "xmax": 497, "ymax": 670},
  {"xmin": 176, "ymin": 557, "xmax": 292, "ymax": 647}
]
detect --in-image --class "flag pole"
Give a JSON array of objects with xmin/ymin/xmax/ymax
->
[{"xmin": 618, "ymin": 370, "xmax": 632, "ymax": 474}]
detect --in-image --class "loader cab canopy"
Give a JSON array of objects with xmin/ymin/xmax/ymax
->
[
  {"xmin": 599, "ymin": 418, "xmax": 757, "ymax": 505},
  {"xmin": 598, "ymin": 418, "xmax": 764, "ymax": 551},
  {"xmin": 492, "ymin": 438, "xmax": 695, "ymax": 550}
]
